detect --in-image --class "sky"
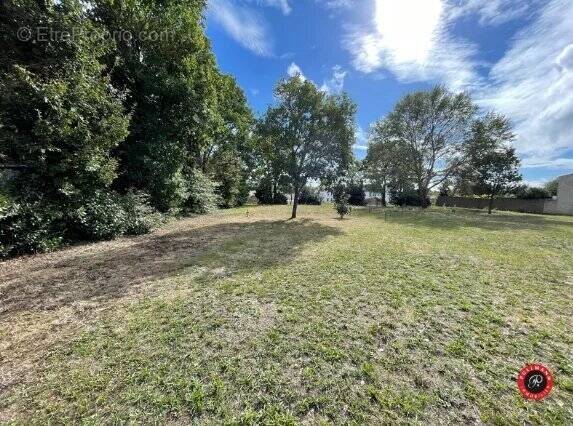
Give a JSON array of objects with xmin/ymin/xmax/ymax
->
[{"xmin": 206, "ymin": 0, "xmax": 573, "ymax": 186}]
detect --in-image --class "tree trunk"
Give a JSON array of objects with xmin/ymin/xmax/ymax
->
[
  {"xmin": 291, "ymin": 185, "xmax": 299, "ymax": 219},
  {"xmin": 419, "ymin": 185, "xmax": 430, "ymax": 208},
  {"xmin": 381, "ymin": 184, "xmax": 387, "ymax": 207},
  {"xmin": 488, "ymin": 192, "xmax": 495, "ymax": 215}
]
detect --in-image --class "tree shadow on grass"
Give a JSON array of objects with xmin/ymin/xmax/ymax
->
[
  {"xmin": 0, "ymin": 219, "xmax": 341, "ymax": 318},
  {"xmin": 366, "ymin": 208, "xmax": 573, "ymax": 232}
]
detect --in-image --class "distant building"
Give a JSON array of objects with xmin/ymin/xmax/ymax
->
[{"xmin": 544, "ymin": 173, "xmax": 573, "ymax": 215}]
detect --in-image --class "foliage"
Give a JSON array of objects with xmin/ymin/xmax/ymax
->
[
  {"xmin": 459, "ymin": 113, "xmax": 522, "ymax": 213},
  {"xmin": 0, "ymin": 202, "xmax": 63, "ymax": 257},
  {"xmin": 0, "ymin": 0, "xmax": 130, "ymax": 205},
  {"xmin": 544, "ymin": 179, "xmax": 559, "ymax": 196},
  {"xmin": 0, "ymin": 190, "xmax": 160, "ymax": 256},
  {"xmin": 121, "ymin": 191, "xmax": 161, "ymax": 236},
  {"xmin": 69, "ymin": 191, "xmax": 128, "ymax": 241},
  {"xmin": 0, "ymin": 0, "xmax": 255, "ymax": 256},
  {"xmin": 91, "ymin": 0, "xmax": 211, "ymax": 211},
  {"xmin": 376, "ymin": 86, "xmax": 476, "ymax": 207},
  {"xmin": 184, "ymin": 170, "xmax": 220, "ymax": 214},
  {"xmin": 298, "ymin": 186, "xmax": 322, "ymax": 205},
  {"xmin": 364, "ymin": 124, "xmax": 409, "ymax": 206},
  {"xmin": 347, "ymin": 181, "xmax": 367, "ymax": 206},
  {"xmin": 210, "ymin": 150, "xmax": 249, "ymax": 208},
  {"xmin": 258, "ymin": 76, "xmax": 356, "ymax": 218},
  {"xmin": 255, "ymin": 176, "xmax": 288, "ymax": 205},
  {"xmin": 334, "ymin": 196, "xmax": 351, "ymax": 219},
  {"xmin": 392, "ymin": 191, "xmax": 431, "ymax": 207},
  {"xmin": 513, "ymin": 185, "xmax": 551, "ymax": 199}
]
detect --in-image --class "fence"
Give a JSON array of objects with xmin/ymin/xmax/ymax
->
[{"xmin": 436, "ymin": 196, "xmax": 548, "ymax": 214}]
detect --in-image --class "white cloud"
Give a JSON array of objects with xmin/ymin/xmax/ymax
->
[
  {"xmin": 287, "ymin": 62, "xmax": 306, "ymax": 80},
  {"xmin": 353, "ymin": 125, "xmax": 368, "ymax": 151},
  {"xmin": 316, "ymin": 0, "xmax": 353, "ymax": 9},
  {"xmin": 521, "ymin": 157, "xmax": 573, "ymax": 169},
  {"xmin": 209, "ymin": 0, "xmax": 273, "ymax": 56},
  {"xmin": 250, "ymin": 0, "xmax": 291, "ymax": 15},
  {"xmin": 344, "ymin": 0, "xmax": 480, "ymax": 90},
  {"xmin": 342, "ymin": 0, "xmax": 572, "ymax": 169},
  {"xmin": 320, "ymin": 65, "xmax": 348, "ymax": 94},
  {"xmin": 286, "ymin": 63, "xmax": 348, "ymax": 94},
  {"xmin": 446, "ymin": 0, "xmax": 535, "ymax": 26},
  {"xmin": 476, "ymin": 0, "xmax": 573, "ymax": 167},
  {"xmin": 521, "ymin": 179, "xmax": 550, "ymax": 188}
]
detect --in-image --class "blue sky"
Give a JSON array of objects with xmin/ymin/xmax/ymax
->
[{"xmin": 206, "ymin": 0, "xmax": 573, "ymax": 185}]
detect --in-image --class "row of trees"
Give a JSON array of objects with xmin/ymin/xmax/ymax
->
[
  {"xmin": 0, "ymin": 2, "xmax": 533, "ymax": 256},
  {"xmin": 0, "ymin": 1, "xmax": 358, "ymax": 255},
  {"xmin": 364, "ymin": 86, "xmax": 523, "ymax": 214},
  {"xmin": 0, "ymin": 0, "xmax": 258, "ymax": 256}
]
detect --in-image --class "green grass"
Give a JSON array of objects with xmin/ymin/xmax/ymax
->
[{"xmin": 1, "ymin": 205, "xmax": 572, "ymax": 424}]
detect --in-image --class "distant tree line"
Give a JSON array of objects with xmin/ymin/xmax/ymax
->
[
  {"xmin": 363, "ymin": 85, "xmax": 527, "ymax": 214},
  {"xmin": 0, "ymin": 2, "xmax": 542, "ymax": 257}
]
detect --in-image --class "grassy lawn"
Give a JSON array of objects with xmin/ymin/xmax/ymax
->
[{"xmin": 1, "ymin": 205, "xmax": 572, "ymax": 424}]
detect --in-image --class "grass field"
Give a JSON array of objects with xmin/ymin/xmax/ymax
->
[{"xmin": 1, "ymin": 205, "xmax": 572, "ymax": 424}]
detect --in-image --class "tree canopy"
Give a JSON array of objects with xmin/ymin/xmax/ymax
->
[
  {"xmin": 458, "ymin": 113, "xmax": 522, "ymax": 213},
  {"xmin": 372, "ymin": 85, "xmax": 476, "ymax": 207},
  {"xmin": 258, "ymin": 76, "xmax": 356, "ymax": 218}
]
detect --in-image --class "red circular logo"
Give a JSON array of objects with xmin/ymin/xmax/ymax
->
[{"xmin": 517, "ymin": 364, "xmax": 553, "ymax": 400}]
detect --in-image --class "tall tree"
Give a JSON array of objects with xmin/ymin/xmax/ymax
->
[
  {"xmin": 92, "ymin": 0, "xmax": 220, "ymax": 211},
  {"xmin": 258, "ymin": 76, "xmax": 356, "ymax": 219},
  {"xmin": 204, "ymin": 73, "xmax": 254, "ymax": 208},
  {"xmin": 364, "ymin": 121, "xmax": 409, "ymax": 206},
  {"xmin": 461, "ymin": 113, "xmax": 522, "ymax": 214},
  {"xmin": 0, "ymin": 0, "xmax": 129, "ymax": 204},
  {"xmin": 382, "ymin": 85, "xmax": 476, "ymax": 207}
]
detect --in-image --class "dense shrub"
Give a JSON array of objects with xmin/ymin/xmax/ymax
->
[
  {"xmin": 393, "ymin": 191, "xmax": 431, "ymax": 207},
  {"xmin": 514, "ymin": 186, "xmax": 551, "ymax": 199},
  {"xmin": 298, "ymin": 186, "xmax": 322, "ymax": 205},
  {"xmin": 255, "ymin": 180, "xmax": 288, "ymax": 205},
  {"xmin": 334, "ymin": 196, "xmax": 351, "ymax": 219},
  {"xmin": 347, "ymin": 182, "xmax": 367, "ymax": 206},
  {"xmin": 0, "ymin": 203, "xmax": 63, "ymax": 257},
  {"xmin": 0, "ymin": 190, "xmax": 162, "ymax": 257},
  {"xmin": 0, "ymin": 192, "xmax": 9, "ymax": 209},
  {"xmin": 185, "ymin": 170, "xmax": 220, "ymax": 214},
  {"xmin": 544, "ymin": 179, "xmax": 558, "ymax": 197},
  {"xmin": 235, "ymin": 180, "xmax": 250, "ymax": 207},
  {"xmin": 69, "ymin": 192, "xmax": 128, "ymax": 241},
  {"xmin": 273, "ymin": 192, "xmax": 289, "ymax": 205},
  {"xmin": 121, "ymin": 191, "xmax": 161, "ymax": 236}
]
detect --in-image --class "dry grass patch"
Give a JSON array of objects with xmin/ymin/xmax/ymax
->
[{"xmin": 1, "ymin": 205, "xmax": 572, "ymax": 423}]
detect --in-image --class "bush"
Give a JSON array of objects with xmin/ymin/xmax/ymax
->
[
  {"xmin": 273, "ymin": 192, "xmax": 288, "ymax": 205},
  {"xmin": 0, "ymin": 190, "xmax": 161, "ymax": 258},
  {"xmin": 235, "ymin": 180, "xmax": 250, "ymax": 207},
  {"xmin": 334, "ymin": 197, "xmax": 351, "ymax": 219},
  {"xmin": 515, "ymin": 186, "xmax": 551, "ymax": 199},
  {"xmin": 185, "ymin": 170, "xmax": 220, "ymax": 214},
  {"xmin": 255, "ymin": 179, "xmax": 288, "ymax": 205},
  {"xmin": 0, "ymin": 202, "xmax": 63, "ymax": 257},
  {"xmin": 121, "ymin": 191, "xmax": 161, "ymax": 236},
  {"xmin": 544, "ymin": 179, "xmax": 558, "ymax": 197},
  {"xmin": 298, "ymin": 186, "xmax": 322, "ymax": 205},
  {"xmin": 347, "ymin": 182, "xmax": 366, "ymax": 206},
  {"xmin": 393, "ymin": 191, "xmax": 430, "ymax": 207},
  {"xmin": 70, "ymin": 192, "xmax": 127, "ymax": 241}
]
